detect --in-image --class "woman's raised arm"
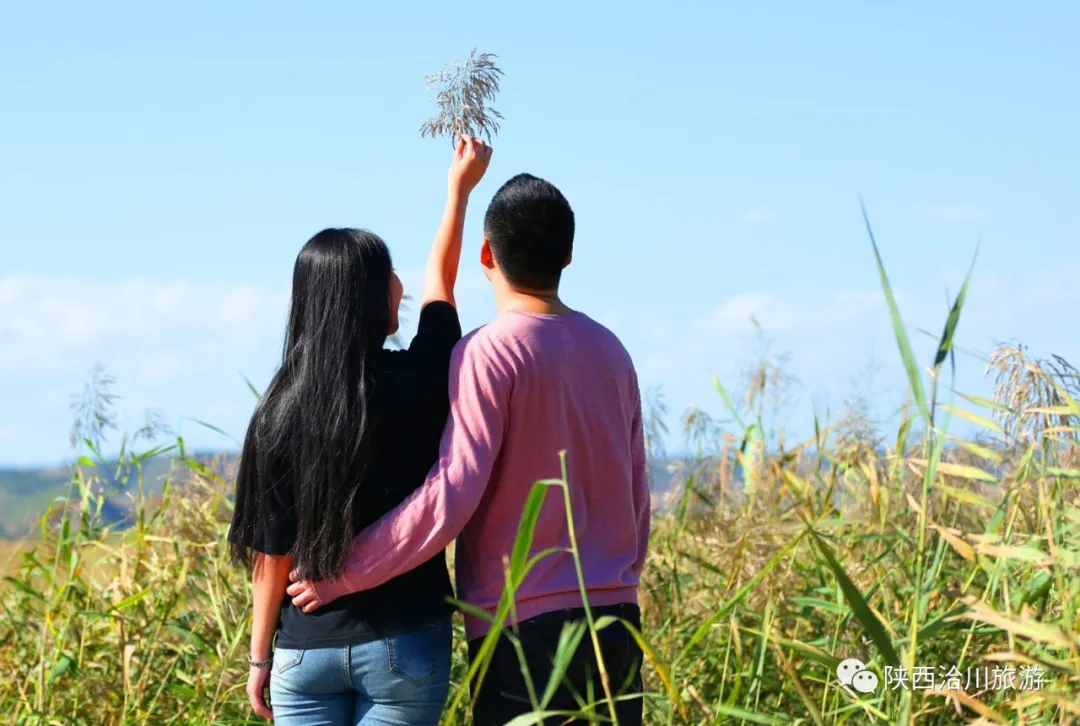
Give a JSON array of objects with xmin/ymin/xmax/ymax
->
[{"xmin": 422, "ymin": 135, "xmax": 492, "ymax": 308}]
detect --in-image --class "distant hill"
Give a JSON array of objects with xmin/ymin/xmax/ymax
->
[
  {"xmin": 0, "ymin": 465, "xmax": 72, "ymax": 537},
  {"xmin": 0, "ymin": 453, "xmax": 223, "ymax": 538},
  {"xmin": 0, "ymin": 452, "xmax": 686, "ymax": 540}
]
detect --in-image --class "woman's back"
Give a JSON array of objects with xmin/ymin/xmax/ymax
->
[{"xmin": 259, "ymin": 302, "xmax": 463, "ymax": 650}]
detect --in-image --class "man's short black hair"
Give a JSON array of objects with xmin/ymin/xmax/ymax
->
[{"xmin": 483, "ymin": 173, "xmax": 575, "ymax": 291}]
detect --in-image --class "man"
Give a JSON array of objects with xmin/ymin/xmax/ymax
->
[{"xmin": 287, "ymin": 173, "xmax": 651, "ymax": 725}]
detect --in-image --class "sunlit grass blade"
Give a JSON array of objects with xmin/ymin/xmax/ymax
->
[
  {"xmin": 952, "ymin": 437, "xmax": 1003, "ymax": 463},
  {"xmin": 940, "ymin": 403, "xmax": 1006, "ymax": 435},
  {"xmin": 711, "ymin": 703, "xmax": 792, "ymax": 724},
  {"xmin": 538, "ymin": 620, "xmax": 588, "ymax": 708},
  {"xmin": 861, "ymin": 201, "xmax": 930, "ymax": 425},
  {"xmin": 712, "ymin": 375, "xmax": 747, "ymax": 431},
  {"xmin": 939, "ymin": 485, "xmax": 996, "ymax": 510},
  {"xmin": 508, "ymin": 481, "xmax": 553, "ymax": 586},
  {"xmin": 908, "ymin": 459, "xmax": 998, "ymax": 484},
  {"xmin": 240, "ymin": 373, "xmax": 262, "ymax": 400},
  {"xmin": 618, "ymin": 619, "xmax": 681, "ymax": 712},
  {"xmin": 806, "ymin": 528, "xmax": 900, "ymax": 667},
  {"xmin": 502, "ymin": 711, "xmax": 574, "ymax": 726},
  {"xmin": 932, "ymin": 245, "xmax": 977, "ymax": 369},
  {"xmin": 958, "ymin": 392, "xmax": 1016, "ymax": 415},
  {"xmin": 947, "ymin": 593, "xmax": 1080, "ymax": 649}
]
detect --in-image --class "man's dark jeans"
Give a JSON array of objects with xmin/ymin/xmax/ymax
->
[{"xmin": 467, "ymin": 603, "xmax": 643, "ymax": 726}]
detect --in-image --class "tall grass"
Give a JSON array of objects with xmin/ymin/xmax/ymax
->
[{"xmin": 2, "ymin": 232, "xmax": 1079, "ymax": 724}]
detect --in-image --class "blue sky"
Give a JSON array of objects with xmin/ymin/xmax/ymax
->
[{"xmin": 2, "ymin": 1, "xmax": 1077, "ymax": 465}]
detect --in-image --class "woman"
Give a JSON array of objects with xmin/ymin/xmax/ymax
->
[{"xmin": 228, "ymin": 136, "xmax": 492, "ymax": 725}]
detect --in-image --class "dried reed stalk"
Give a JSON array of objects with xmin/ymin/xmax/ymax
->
[{"xmin": 419, "ymin": 49, "xmax": 504, "ymax": 144}]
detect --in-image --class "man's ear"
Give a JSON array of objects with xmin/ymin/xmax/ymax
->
[
  {"xmin": 563, "ymin": 250, "xmax": 573, "ymax": 269},
  {"xmin": 480, "ymin": 238, "xmax": 495, "ymax": 270}
]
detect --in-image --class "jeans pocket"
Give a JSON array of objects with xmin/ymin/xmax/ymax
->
[
  {"xmin": 273, "ymin": 648, "xmax": 305, "ymax": 675},
  {"xmin": 386, "ymin": 619, "xmax": 447, "ymax": 685}
]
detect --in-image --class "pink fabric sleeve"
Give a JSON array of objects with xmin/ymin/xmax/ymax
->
[
  {"xmin": 629, "ymin": 381, "xmax": 651, "ymax": 576},
  {"xmin": 312, "ymin": 334, "xmax": 510, "ymax": 604}
]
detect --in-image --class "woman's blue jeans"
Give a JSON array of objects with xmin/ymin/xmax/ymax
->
[{"xmin": 268, "ymin": 616, "xmax": 452, "ymax": 725}]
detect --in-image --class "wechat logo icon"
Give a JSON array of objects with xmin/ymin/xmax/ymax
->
[{"xmin": 836, "ymin": 658, "xmax": 879, "ymax": 694}]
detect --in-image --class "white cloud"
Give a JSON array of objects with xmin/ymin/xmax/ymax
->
[
  {"xmin": 0, "ymin": 275, "xmax": 290, "ymax": 379},
  {"xmin": 919, "ymin": 205, "xmax": 986, "ymax": 222},
  {"xmin": 739, "ymin": 206, "xmax": 774, "ymax": 226},
  {"xmin": 703, "ymin": 290, "xmax": 887, "ymax": 338}
]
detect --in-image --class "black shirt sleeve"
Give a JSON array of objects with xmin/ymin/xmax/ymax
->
[
  {"xmin": 227, "ymin": 462, "xmax": 296, "ymax": 557},
  {"xmin": 407, "ymin": 301, "xmax": 462, "ymax": 359},
  {"xmin": 405, "ymin": 301, "xmax": 463, "ymax": 393}
]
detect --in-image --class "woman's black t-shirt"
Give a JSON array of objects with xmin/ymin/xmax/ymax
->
[{"xmin": 234, "ymin": 301, "xmax": 462, "ymax": 650}]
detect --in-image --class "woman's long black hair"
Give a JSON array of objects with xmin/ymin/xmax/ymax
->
[{"xmin": 229, "ymin": 228, "xmax": 393, "ymax": 581}]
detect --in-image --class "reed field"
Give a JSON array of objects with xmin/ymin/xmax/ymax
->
[{"xmin": 2, "ymin": 232, "xmax": 1079, "ymax": 725}]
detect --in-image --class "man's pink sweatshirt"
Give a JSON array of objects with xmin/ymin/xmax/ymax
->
[{"xmin": 313, "ymin": 309, "xmax": 651, "ymax": 641}]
